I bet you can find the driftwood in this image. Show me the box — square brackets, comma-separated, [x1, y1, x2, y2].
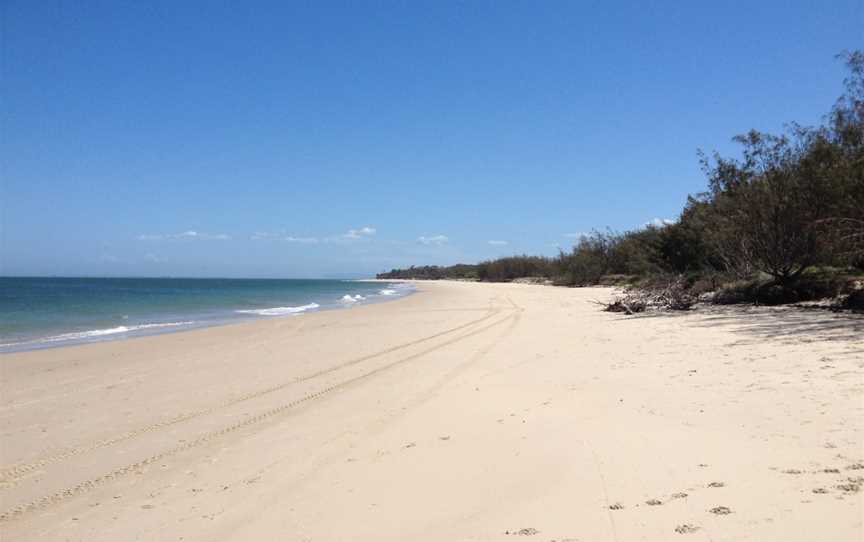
[599, 276, 696, 314]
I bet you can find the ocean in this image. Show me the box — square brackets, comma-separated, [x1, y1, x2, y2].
[0, 277, 413, 353]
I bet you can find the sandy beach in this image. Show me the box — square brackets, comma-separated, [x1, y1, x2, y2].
[1, 281, 862, 541]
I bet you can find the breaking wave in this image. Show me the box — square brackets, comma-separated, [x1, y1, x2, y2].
[0, 321, 196, 349]
[235, 303, 320, 316]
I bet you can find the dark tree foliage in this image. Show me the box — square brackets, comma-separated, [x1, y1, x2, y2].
[699, 130, 828, 283]
[819, 50, 864, 267]
[653, 200, 721, 274]
[475, 255, 556, 282]
[377, 264, 478, 280]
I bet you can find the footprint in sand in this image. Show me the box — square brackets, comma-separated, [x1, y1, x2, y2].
[812, 488, 830, 494]
[504, 528, 539, 536]
[670, 492, 688, 499]
[707, 482, 725, 488]
[645, 499, 663, 506]
[674, 524, 700, 534]
[608, 503, 624, 510]
[836, 478, 862, 493]
[709, 506, 732, 515]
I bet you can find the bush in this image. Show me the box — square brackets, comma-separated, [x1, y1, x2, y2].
[841, 289, 864, 311]
[476, 255, 556, 282]
[712, 270, 852, 305]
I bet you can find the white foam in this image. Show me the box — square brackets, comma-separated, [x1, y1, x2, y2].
[235, 303, 320, 316]
[379, 289, 398, 296]
[2, 321, 196, 348]
[339, 295, 366, 304]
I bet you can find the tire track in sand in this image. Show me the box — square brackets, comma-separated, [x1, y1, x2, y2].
[0, 306, 503, 487]
[0, 308, 519, 522]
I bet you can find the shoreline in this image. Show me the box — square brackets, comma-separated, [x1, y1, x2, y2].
[0, 280, 416, 354]
[1, 281, 861, 541]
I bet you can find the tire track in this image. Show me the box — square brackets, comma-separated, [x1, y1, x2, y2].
[0, 309, 519, 522]
[0, 307, 503, 486]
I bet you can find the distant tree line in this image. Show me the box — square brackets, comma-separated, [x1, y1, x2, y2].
[377, 264, 479, 280]
[378, 52, 864, 308]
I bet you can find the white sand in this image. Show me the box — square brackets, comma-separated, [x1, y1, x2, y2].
[1, 281, 862, 541]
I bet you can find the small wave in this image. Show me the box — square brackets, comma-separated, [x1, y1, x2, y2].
[235, 303, 320, 316]
[2, 321, 195, 348]
[339, 294, 366, 304]
[379, 289, 398, 296]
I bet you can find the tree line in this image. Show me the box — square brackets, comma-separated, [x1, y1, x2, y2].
[378, 51, 864, 308]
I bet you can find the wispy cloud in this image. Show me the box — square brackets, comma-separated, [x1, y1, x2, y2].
[417, 235, 448, 246]
[251, 232, 319, 243]
[343, 226, 376, 239]
[487, 240, 508, 246]
[252, 226, 376, 244]
[564, 232, 589, 239]
[322, 225, 378, 243]
[138, 231, 230, 241]
[645, 218, 675, 228]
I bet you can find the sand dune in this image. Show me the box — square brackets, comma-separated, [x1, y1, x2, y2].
[1, 281, 862, 541]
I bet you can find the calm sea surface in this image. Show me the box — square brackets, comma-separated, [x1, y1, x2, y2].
[0, 277, 413, 352]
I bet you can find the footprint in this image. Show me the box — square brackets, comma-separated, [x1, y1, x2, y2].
[812, 488, 829, 494]
[645, 499, 663, 506]
[608, 503, 624, 510]
[709, 506, 732, 515]
[674, 524, 700, 534]
[836, 478, 862, 493]
[670, 492, 688, 499]
[707, 482, 725, 488]
[782, 469, 803, 475]
[504, 528, 539, 536]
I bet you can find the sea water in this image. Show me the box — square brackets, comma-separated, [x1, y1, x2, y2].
[0, 277, 413, 352]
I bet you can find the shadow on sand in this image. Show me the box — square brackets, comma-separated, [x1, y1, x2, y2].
[611, 303, 864, 346]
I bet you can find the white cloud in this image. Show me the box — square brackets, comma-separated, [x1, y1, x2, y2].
[565, 232, 589, 239]
[138, 230, 230, 241]
[417, 235, 449, 246]
[645, 218, 675, 229]
[343, 226, 376, 239]
[252, 226, 375, 244]
[251, 232, 319, 243]
[322, 226, 378, 243]
[487, 240, 508, 246]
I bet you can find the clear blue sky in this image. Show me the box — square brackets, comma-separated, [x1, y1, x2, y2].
[2, 1, 861, 278]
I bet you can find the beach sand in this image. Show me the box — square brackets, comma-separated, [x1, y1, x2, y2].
[1, 281, 862, 541]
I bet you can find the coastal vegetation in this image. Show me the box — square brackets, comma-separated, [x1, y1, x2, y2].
[378, 51, 864, 310]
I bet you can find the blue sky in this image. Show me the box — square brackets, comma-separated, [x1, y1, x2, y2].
[2, 1, 862, 278]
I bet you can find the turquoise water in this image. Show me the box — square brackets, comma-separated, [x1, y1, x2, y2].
[0, 277, 413, 352]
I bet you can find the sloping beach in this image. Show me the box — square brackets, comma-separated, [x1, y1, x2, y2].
[1, 281, 862, 541]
